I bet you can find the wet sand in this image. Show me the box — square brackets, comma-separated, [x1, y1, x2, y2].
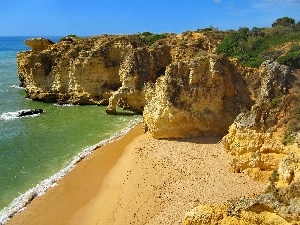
[7, 124, 267, 225]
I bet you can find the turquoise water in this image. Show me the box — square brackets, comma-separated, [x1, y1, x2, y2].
[0, 37, 140, 219]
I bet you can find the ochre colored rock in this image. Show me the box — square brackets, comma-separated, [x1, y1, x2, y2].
[143, 55, 253, 138]
[17, 32, 224, 112]
[183, 203, 294, 225]
[183, 65, 300, 225]
[25, 38, 54, 51]
[18, 35, 146, 105]
[222, 61, 300, 179]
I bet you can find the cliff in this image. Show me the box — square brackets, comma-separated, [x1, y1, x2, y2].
[17, 36, 146, 106]
[17, 31, 300, 224]
[17, 32, 224, 110]
[183, 66, 300, 225]
[143, 56, 253, 138]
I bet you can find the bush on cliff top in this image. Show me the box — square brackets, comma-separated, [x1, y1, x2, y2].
[66, 34, 79, 38]
[216, 17, 300, 68]
[138, 32, 167, 46]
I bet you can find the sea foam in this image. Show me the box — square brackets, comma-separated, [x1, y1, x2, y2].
[0, 117, 141, 224]
[0, 111, 20, 121]
[9, 85, 25, 90]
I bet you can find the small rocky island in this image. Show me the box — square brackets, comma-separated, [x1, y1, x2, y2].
[17, 109, 43, 117]
[17, 18, 300, 224]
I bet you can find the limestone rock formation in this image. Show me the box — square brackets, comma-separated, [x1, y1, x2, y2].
[182, 65, 300, 225]
[25, 38, 54, 51]
[18, 35, 146, 105]
[223, 61, 300, 179]
[143, 55, 253, 138]
[106, 42, 172, 114]
[18, 109, 43, 117]
[17, 31, 225, 113]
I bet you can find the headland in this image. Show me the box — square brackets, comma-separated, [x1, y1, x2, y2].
[8, 20, 300, 224]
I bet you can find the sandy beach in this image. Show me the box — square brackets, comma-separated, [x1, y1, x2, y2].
[7, 124, 267, 225]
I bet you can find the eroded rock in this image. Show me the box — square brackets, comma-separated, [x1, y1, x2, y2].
[222, 61, 299, 179]
[143, 55, 253, 138]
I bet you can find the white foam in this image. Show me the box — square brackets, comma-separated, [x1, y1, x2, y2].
[0, 117, 142, 224]
[9, 85, 25, 90]
[0, 111, 19, 121]
[53, 103, 78, 107]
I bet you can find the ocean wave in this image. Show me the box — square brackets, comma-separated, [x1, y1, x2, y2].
[0, 116, 142, 224]
[0, 110, 41, 121]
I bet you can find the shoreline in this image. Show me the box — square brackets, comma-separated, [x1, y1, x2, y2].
[0, 118, 141, 225]
[5, 123, 267, 225]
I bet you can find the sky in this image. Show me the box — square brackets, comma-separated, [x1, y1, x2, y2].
[0, 0, 300, 36]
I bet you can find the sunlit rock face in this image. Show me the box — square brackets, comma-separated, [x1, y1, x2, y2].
[25, 38, 54, 51]
[18, 35, 145, 105]
[143, 56, 253, 138]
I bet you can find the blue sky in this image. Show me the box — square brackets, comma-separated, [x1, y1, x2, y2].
[0, 0, 300, 36]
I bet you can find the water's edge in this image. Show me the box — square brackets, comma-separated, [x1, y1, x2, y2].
[0, 117, 142, 225]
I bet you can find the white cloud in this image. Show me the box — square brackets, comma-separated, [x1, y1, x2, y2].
[213, 0, 221, 3]
[252, 0, 300, 8]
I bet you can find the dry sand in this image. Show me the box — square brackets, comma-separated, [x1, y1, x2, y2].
[7, 124, 267, 225]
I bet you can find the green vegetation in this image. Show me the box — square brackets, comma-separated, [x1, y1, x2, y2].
[277, 44, 300, 67]
[282, 105, 300, 145]
[66, 34, 79, 38]
[282, 129, 297, 145]
[270, 96, 282, 108]
[265, 170, 278, 194]
[197, 25, 219, 32]
[216, 17, 300, 68]
[138, 32, 167, 46]
[272, 17, 296, 28]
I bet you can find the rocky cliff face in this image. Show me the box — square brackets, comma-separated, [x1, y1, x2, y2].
[17, 32, 224, 111]
[17, 32, 300, 224]
[183, 66, 300, 225]
[223, 61, 300, 178]
[18, 36, 148, 105]
[143, 56, 253, 138]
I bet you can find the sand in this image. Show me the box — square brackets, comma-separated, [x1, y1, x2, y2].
[7, 124, 267, 225]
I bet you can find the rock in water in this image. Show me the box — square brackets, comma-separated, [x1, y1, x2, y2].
[18, 109, 44, 117]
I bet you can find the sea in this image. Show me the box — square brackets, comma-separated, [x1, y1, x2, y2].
[0, 36, 141, 223]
